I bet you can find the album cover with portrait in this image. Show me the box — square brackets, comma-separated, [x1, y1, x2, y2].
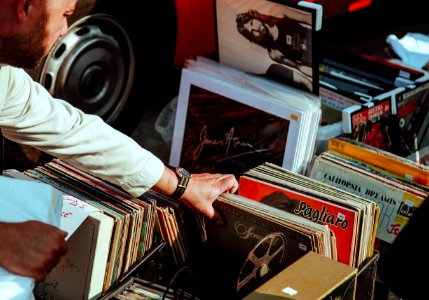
[215, 0, 322, 95]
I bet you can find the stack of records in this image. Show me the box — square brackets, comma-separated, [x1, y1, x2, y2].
[238, 162, 379, 268]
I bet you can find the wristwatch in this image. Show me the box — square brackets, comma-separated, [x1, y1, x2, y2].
[170, 167, 192, 199]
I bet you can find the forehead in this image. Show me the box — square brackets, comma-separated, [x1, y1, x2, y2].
[45, 0, 77, 13]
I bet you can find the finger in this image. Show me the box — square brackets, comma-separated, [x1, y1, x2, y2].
[227, 186, 238, 194]
[200, 200, 224, 225]
[53, 229, 68, 255]
[220, 175, 239, 194]
[59, 239, 68, 256]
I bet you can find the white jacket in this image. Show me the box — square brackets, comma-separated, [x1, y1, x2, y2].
[0, 65, 164, 197]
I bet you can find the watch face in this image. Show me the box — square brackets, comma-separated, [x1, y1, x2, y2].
[176, 167, 191, 177]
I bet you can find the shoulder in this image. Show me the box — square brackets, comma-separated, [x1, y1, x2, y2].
[0, 65, 32, 96]
[0, 65, 32, 90]
[0, 65, 39, 114]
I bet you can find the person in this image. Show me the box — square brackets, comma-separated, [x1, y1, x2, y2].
[235, 9, 313, 92]
[0, 0, 238, 284]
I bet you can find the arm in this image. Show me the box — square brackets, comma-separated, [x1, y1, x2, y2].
[0, 221, 68, 281]
[266, 63, 312, 92]
[268, 50, 313, 77]
[0, 66, 238, 222]
[269, 49, 299, 68]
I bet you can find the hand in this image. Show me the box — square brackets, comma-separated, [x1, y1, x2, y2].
[0, 221, 68, 281]
[179, 173, 238, 224]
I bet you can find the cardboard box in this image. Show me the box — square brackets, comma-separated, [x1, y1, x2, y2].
[243, 251, 357, 300]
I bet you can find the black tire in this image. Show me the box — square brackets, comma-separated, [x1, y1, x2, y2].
[34, 0, 178, 135]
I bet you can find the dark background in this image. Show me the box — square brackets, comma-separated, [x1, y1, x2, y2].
[133, 0, 429, 164]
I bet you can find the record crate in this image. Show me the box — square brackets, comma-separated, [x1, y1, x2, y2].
[100, 236, 200, 300]
[100, 250, 380, 300]
[99, 277, 199, 300]
[356, 250, 380, 300]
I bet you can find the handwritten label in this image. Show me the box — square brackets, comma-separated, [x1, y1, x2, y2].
[60, 194, 100, 240]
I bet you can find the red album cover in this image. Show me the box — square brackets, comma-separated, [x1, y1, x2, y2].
[342, 96, 404, 155]
[238, 176, 359, 266]
[396, 80, 429, 158]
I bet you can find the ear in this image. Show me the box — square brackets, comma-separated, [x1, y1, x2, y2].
[15, 0, 32, 22]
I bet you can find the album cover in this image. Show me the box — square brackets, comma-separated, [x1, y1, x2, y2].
[238, 162, 380, 267]
[238, 175, 359, 266]
[215, 0, 321, 94]
[193, 193, 331, 300]
[328, 137, 429, 188]
[34, 211, 114, 300]
[342, 96, 405, 155]
[342, 97, 392, 135]
[309, 153, 426, 244]
[169, 59, 321, 178]
[395, 80, 429, 158]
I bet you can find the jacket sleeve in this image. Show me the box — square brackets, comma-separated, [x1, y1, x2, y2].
[0, 65, 164, 196]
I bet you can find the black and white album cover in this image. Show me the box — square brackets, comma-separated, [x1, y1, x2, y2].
[215, 0, 322, 94]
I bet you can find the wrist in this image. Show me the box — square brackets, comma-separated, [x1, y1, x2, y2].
[169, 166, 192, 200]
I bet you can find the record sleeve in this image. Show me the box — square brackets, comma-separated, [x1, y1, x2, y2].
[193, 193, 331, 300]
[169, 57, 321, 178]
[321, 45, 427, 87]
[309, 153, 425, 244]
[395, 80, 429, 158]
[216, 0, 321, 94]
[328, 137, 429, 188]
[238, 175, 359, 266]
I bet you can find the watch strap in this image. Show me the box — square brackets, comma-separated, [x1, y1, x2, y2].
[170, 167, 191, 199]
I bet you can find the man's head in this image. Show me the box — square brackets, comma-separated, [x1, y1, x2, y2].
[0, 0, 76, 68]
[236, 12, 271, 47]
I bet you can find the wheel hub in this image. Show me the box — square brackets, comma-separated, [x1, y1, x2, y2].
[39, 14, 134, 124]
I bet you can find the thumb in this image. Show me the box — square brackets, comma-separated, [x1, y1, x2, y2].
[212, 210, 224, 226]
[204, 203, 224, 226]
